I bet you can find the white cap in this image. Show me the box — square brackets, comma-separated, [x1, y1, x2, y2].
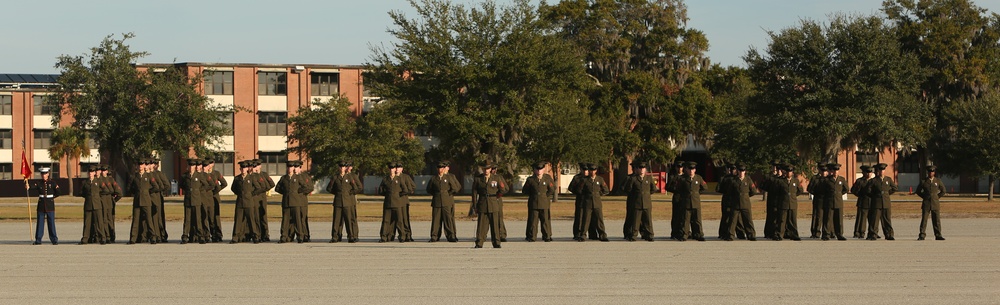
[40, 167, 51, 173]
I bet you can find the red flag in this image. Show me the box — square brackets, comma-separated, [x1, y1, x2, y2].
[19, 150, 31, 180]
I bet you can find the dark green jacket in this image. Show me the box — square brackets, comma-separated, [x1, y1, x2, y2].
[428, 173, 462, 207]
[80, 178, 103, 211]
[729, 176, 758, 210]
[131, 172, 153, 208]
[327, 173, 360, 207]
[276, 173, 310, 207]
[474, 175, 508, 213]
[820, 176, 849, 209]
[378, 175, 406, 209]
[915, 177, 946, 210]
[672, 174, 707, 209]
[868, 176, 897, 209]
[764, 176, 803, 210]
[522, 174, 555, 210]
[851, 177, 871, 209]
[624, 174, 657, 210]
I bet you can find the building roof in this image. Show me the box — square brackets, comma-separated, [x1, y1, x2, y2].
[0, 74, 61, 90]
[135, 62, 366, 69]
[0, 74, 59, 84]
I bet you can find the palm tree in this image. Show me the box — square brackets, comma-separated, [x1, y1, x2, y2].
[48, 126, 90, 195]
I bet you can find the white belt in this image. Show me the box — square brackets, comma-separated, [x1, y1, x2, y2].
[39, 195, 54, 198]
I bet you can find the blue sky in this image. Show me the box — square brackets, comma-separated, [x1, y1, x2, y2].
[3, 0, 998, 74]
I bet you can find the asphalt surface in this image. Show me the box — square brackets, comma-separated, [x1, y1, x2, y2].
[1, 218, 998, 304]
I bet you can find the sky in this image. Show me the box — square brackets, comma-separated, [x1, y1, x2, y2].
[3, 0, 999, 74]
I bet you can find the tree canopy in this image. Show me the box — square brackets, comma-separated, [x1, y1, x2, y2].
[50, 33, 232, 177]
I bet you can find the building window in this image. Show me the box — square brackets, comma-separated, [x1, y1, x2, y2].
[258, 152, 287, 175]
[78, 162, 98, 178]
[204, 70, 234, 95]
[33, 130, 53, 149]
[856, 152, 878, 172]
[216, 112, 234, 135]
[0, 129, 11, 149]
[0, 95, 11, 115]
[258, 112, 287, 136]
[258, 72, 287, 96]
[310, 73, 339, 96]
[86, 131, 99, 149]
[362, 87, 382, 113]
[34, 162, 59, 179]
[0, 163, 11, 180]
[215, 152, 235, 176]
[896, 153, 920, 173]
[33, 95, 56, 115]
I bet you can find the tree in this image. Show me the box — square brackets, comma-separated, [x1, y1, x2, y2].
[287, 96, 425, 179]
[742, 15, 928, 166]
[49, 33, 233, 182]
[519, 99, 611, 199]
[542, 0, 715, 185]
[366, 0, 592, 177]
[883, 0, 1000, 173]
[47, 126, 90, 194]
[933, 92, 1000, 200]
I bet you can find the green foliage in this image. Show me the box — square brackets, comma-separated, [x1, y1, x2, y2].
[48, 126, 90, 192]
[542, 0, 714, 165]
[934, 92, 1000, 180]
[49, 33, 233, 176]
[742, 15, 928, 165]
[883, 0, 1000, 174]
[366, 0, 591, 175]
[287, 96, 424, 178]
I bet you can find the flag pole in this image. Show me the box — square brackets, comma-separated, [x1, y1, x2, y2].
[21, 140, 33, 242]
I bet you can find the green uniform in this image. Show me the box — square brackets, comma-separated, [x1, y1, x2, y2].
[98, 175, 121, 242]
[398, 174, 416, 241]
[915, 176, 946, 239]
[255, 171, 275, 241]
[378, 175, 407, 242]
[673, 174, 707, 240]
[568, 173, 586, 239]
[80, 176, 106, 244]
[867, 175, 897, 240]
[207, 170, 227, 242]
[328, 172, 362, 242]
[623, 173, 657, 241]
[150, 169, 170, 242]
[522, 173, 555, 241]
[807, 174, 826, 238]
[820, 175, 849, 239]
[231, 173, 262, 242]
[276, 172, 311, 242]
[717, 173, 744, 239]
[763, 176, 803, 240]
[726, 176, 758, 239]
[181, 172, 212, 243]
[129, 172, 158, 243]
[428, 173, 462, 242]
[850, 176, 872, 238]
[473, 174, 508, 248]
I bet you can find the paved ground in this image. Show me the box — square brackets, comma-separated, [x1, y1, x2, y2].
[1, 218, 998, 304]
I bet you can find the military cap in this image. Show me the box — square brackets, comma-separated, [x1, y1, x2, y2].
[631, 161, 648, 168]
[484, 163, 497, 169]
[784, 165, 796, 172]
[927, 165, 937, 172]
[40, 167, 51, 173]
[827, 163, 841, 171]
[394, 162, 405, 168]
[532, 162, 547, 170]
[82, 164, 95, 172]
[200, 159, 211, 166]
[437, 161, 451, 168]
[874, 163, 888, 171]
[816, 163, 827, 171]
[685, 161, 698, 169]
[253, 160, 262, 167]
[344, 160, 354, 167]
[237, 161, 245, 168]
[673, 161, 685, 168]
[338, 160, 351, 167]
[736, 164, 747, 171]
[771, 160, 782, 166]
[204, 157, 215, 164]
[187, 158, 200, 166]
[386, 162, 396, 168]
[860, 165, 872, 173]
[586, 163, 598, 171]
[578, 162, 587, 170]
[725, 163, 736, 170]
[286, 160, 298, 167]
